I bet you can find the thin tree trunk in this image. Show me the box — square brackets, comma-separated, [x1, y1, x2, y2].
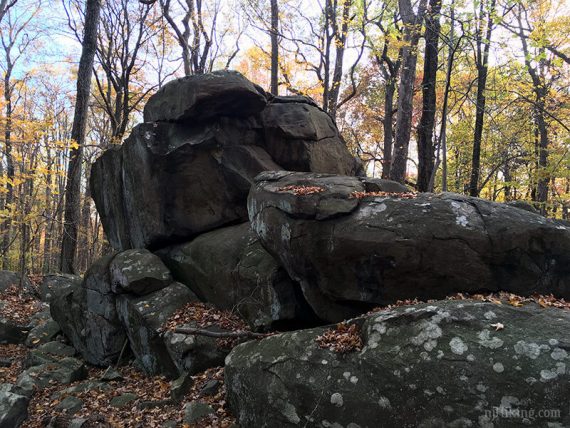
[417, 0, 442, 192]
[60, 0, 102, 273]
[1, 66, 13, 269]
[468, 0, 496, 197]
[270, 0, 279, 95]
[389, 0, 428, 183]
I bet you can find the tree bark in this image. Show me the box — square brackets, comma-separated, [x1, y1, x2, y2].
[416, 0, 442, 192]
[468, 0, 496, 197]
[60, 0, 102, 273]
[389, 0, 428, 184]
[270, 0, 279, 95]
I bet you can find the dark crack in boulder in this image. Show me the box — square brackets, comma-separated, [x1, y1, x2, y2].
[248, 172, 570, 322]
[225, 300, 570, 427]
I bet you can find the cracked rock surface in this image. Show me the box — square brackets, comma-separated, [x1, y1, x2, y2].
[248, 172, 570, 322]
[225, 299, 570, 427]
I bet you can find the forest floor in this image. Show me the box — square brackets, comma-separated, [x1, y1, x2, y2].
[2, 277, 569, 427]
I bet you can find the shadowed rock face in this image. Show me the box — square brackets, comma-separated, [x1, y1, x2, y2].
[248, 171, 570, 322]
[158, 222, 317, 331]
[91, 72, 362, 251]
[225, 300, 570, 428]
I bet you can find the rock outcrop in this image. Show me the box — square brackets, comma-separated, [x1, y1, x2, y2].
[225, 299, 570, 427]
[159, 222, 315, 330]
[248, 171, 570, 321]
[91, 72, 362, 251]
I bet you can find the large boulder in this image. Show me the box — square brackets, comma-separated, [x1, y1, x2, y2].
[143, 70, 267, 123]
[260, 96, 363, 176]
[109, 249, 172, 295]
[116, 282, 198, 378]
[39, 273, 82, 303]
[0, 384, 29, 428]
[159, 222, 314, 330]
[91, 73, 363, 252]
[50, 254, 127, 366]
[225, 300, 570, 427]
[248, 172, 570, 322]
[91, 121, 281, 250]
[0, 271, 32, 292]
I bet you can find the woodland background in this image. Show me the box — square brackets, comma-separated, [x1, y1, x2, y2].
[0, 0, 568, 276]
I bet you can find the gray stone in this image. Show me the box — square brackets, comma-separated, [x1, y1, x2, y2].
[0, 318, 28, 345]
[50, 254, 127, 366]
[25, 319, 61, 347]
[101, 367, 123, 382]
[170, 372, 193, 402]
[110, 249, 172, 295]
[116, 282, 198, 378]
[91, 121, 281, 251]
[143, 70, 267, 123]
[159, 222, 314, 330]
[0, 271, 32, 293]
[110, 393, 138, 408]
[53, 381, 111, 399]
[261, 96, 363, 176]
[225, 300, 570, 427]
[56, 396, 83, 414]
[16, 357, 87, 391]
[248, 172, 570, 322]
[200, 379, 220, 397]
[39, 274, 81, 303]
[0, 383, 29, 428]
[183, 401, 214, 424]
[164, 324, 229, 376]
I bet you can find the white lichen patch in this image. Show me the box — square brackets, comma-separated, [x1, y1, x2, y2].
[411, 319, 443, 348]
[483, 311, 497, 320]
[478, 330, 504, 349]
[551, 348, 568, 361]
[350, 376, 358, 384]
[493, 362, 504, 373]
[449, 337, 468, 355]
[514, 341, 547, 359]
[378, 396, 392, 410]
[330, 392, 344, 407]
[467, 354, 476, 362]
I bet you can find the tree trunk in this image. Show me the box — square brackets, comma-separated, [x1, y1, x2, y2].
[270, 0, 279, 95]
[468, 0, 496, 197]
[1, 67, 13, 269]
[60, 0, 102, 274]
[416, 0, 442, 192]
[382, 78, 396, 179]
[389, 0, 428, 183]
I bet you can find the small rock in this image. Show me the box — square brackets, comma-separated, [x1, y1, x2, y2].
[101, 367, 123, 382]
[170, 372, 193, 402]
[25, 320, 61, 347]
[56, 396, 83, 415]
[0, 318, 28, 345]
[199, 379, 220, 396]
[183, 401, 214, 424]
[110, 393, 138, 408]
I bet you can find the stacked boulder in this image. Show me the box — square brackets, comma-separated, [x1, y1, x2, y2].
[47, 71, 570, 426]
[52, 71, 363, 379]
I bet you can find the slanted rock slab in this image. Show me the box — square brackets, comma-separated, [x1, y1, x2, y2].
[248, 171, 570, 322]
[225, 300, 570, 427]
